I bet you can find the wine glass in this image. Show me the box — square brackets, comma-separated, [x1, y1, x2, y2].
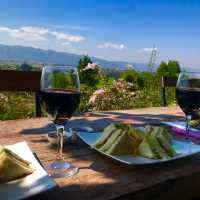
[40, 65, 80, 177]
[176, 72, 200, 150]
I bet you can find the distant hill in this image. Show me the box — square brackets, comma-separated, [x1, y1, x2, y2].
[0, 44, 149, 71]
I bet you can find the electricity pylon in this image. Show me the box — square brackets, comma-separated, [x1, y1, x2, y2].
[148, 44, 157, 72]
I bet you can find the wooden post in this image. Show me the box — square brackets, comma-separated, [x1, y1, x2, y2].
[160, 77, 167, 107]
[35, 92, 42, 117]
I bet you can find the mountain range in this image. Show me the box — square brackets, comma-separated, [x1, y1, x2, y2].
[0, 44, 149, 71]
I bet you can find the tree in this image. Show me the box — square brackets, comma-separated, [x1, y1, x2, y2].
[156, 61, 168, 77]
[121, 69, 138, 84]
[167, 60, 181, 76]
[157, 60, 181, 77]
[77, 56, 100, 87]
[20, 62, 32, 71]
[103, 68, 122, 79]
[121, 69, 146, 87]
[15, 64, 21, 70]
[77, 56, 92, 72]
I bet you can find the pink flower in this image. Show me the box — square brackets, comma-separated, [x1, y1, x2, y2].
[113, 79, 125, 89]
[115, 81, 123, 88]
[0, 93, 8, 103]
[89, 95, 97, 104]
[89, 89, 105, 104]
[83, 63, 98, 71]
[93, 89, 105, 95]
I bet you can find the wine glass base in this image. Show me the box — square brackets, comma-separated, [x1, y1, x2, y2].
[47, 161, 79, 178]
[184, 139, 193, 153]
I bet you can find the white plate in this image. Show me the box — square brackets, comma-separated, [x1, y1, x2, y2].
[0, 141, 56, 200]
[77, 131, 200, 165]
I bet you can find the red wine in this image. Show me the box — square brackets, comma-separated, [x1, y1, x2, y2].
[176, 87, 200, 118]
[39, 89, 80, 125]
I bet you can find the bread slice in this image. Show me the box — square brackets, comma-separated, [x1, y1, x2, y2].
[150, 127, 175, 157]
[146, 134, 169, 159]
[161, 129, 173, 143]
[156, 132, 176, 157]
[99, 129, 122, 152]
[92, 123, 117, 149]
[106, 130, 136, 155]
[94, 123, 145, 155]
[0, 147, 34, 183]
[127, 126, 144, 155]
[137, 136, 155, 159]
[128, 125, 144, 140]
[151, 127, 173, 143]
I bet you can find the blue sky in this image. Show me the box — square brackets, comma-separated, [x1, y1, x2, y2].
[0, 0, 200, 68]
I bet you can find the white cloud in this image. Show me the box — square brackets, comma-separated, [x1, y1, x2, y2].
[0, 26, 47, 41]
[0, 27, 12, 32]
[10, 30, 47, 41]
[61, 42, 71, 46]
[0, 26, 85, 43]
[51, 31, 85, 42]
[20, 26, 49, 35]
[97, 43, 125, 50]
[139, 47, 158, 53]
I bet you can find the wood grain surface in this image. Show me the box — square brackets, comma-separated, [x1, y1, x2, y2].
[1, 106, 200, 200]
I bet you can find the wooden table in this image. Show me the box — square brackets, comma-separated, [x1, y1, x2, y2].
[1, 106, 200, 200]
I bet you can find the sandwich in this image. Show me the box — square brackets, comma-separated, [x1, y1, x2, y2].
[92, 123, 118, 149]
[127, 125, 144, 155]
[138, 134, 169, 159]
[155, 132, 176, 157]
[93, 123, 143, 155]
[150, 126, 173, 143]
[150, 127, 176, 157]
[106, 130, 138, 155]
[138, 126, 176, 159]
[99, 129, 122, 152]
[93, 123, 176, 159]
[0, 146, 34, 183]
[146, 134, 169, 159]
[137, 135, 154, 159]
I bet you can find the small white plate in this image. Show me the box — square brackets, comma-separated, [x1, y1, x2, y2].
[77, 131, 200, 165]
[0, 142, 56, 200]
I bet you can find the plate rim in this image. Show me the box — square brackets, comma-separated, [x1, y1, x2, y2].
[77, 131, 200, 165]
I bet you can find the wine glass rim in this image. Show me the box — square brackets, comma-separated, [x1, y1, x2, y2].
[43, 65, 77, 70]
[41, 65, 80, 91]
[180, 71, 200, 74]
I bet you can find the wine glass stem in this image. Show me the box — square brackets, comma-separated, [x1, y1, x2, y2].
[186, 115, 191, 140]
[56, 125, 64, 160]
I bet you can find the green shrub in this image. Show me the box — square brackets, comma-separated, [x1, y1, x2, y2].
[157, 60, 181, 77]
[77, 56, 100, 87]
[88, 79, 140, 110]
[0, 92, 35, 120]
[78, 84, 94, 112]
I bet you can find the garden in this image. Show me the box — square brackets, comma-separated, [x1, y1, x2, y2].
[0, 57, 181, 120]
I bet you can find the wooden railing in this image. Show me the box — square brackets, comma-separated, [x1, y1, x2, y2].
[0, 70, 179, 115]
[160, 76, 178, 106]
[0, 70, 42, 117]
